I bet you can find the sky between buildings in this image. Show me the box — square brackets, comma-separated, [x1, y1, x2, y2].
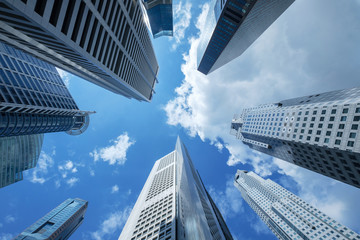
[1, 0, 360, 239]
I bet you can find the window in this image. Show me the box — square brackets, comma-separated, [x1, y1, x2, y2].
[356, 108, 360, 113]
[316, 130, 321, 135]
[347, 141, 354, 147]
[305, 111, 309, 115]
[308, 130, 313, 134]
[301, 129, 305, 133]
[304, 117, 308, 121]
[310, 123, 314, 128]
[335, 139, 341, 145]
[337, 132, 343, 137]
[320, 117, 325, 121]
[307, 136, 311, 141]
[349, 132, 356, 138]
[351, 124, 358, 130]
[324, 138, 329, 143]
[315, 137, 319, 142]
[318, 123, 323, 128]
[329, 116, 335, 121]
[321, 110, 326, 114]
[313, 111, 317, 115]
[326, 131, 331, 136]
[328, 124, 333, 129]
[331, 109, 336, 114]
[339, 124, 345, 129]
[340, 116, 347, 121]
[354, 116, 360, 121]
[342, 108, 349, 113]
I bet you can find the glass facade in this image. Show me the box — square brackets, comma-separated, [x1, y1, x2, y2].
[15, 198, 88, 240]
[144, 0, 173, 38]
[0, 42, 90, 137]
[0, 134, 43, 188]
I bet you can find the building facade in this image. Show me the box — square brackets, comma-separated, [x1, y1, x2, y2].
[234, 170, 360, 240]
[15, 198, 88, 240]
[0, 0, 159, 101]
[143, 0, 173, 38]
[0, 42, 91, 137]
[230, 87, 360, 188]
[118, 137, 233, 240]
[198, 0, 295, 75]
[0, 134, 43, 188]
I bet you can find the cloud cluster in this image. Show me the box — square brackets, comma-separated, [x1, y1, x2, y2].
[29, 151, 54, 184]
[171, 1, 192, 50]
[90, 207, 132, 240]
[90, 132, 135, 165]
[164, 0, 360, 232]
[207, 178, 244, 220]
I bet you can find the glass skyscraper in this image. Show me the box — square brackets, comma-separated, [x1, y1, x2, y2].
[234, 170, 360, 240]
[0, 134, 43, 188]
[15, 198, 88, 240]
[0, 0, 159, 101]
[230, 87, 360, 188]
[198, 0, 295, 75]
[143, 0, 173, 38]
[0, 42, 91, 137]
[118, 137, 233, 240]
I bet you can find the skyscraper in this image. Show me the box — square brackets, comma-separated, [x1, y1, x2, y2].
[0, 0, 159, 101]
[197, 0, 295, 75]
[118, 137, 233, 240]
[15, 198, 88, 240]
[0, 42, 92, 137]
[230, 87, 360, 188]
[0, 134, 43, 188]
[143, 0, 173, 38]
[234, 170, 360, 240]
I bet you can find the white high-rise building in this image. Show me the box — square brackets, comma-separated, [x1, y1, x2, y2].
[118, 137, 233, 240]
[230, 87, 360, 188]
[0, 0, 159, 101]
[234, 170, 360, 240]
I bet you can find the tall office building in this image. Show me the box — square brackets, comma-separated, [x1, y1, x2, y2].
[0, 42, 91, 137]
[230, 87, 360, 188]
[0, 134, 43, 188]
[143, 0, 173, 38]
[0, 0, 159, 101]
[15, 198, 88, 240]
[118, 137, 233, 240]
[234, 170, 360, 240]
[197, 0, 295, 75]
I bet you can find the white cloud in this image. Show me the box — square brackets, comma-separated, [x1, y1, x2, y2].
[208, 178, 244, 220]
[171, 1, 192, 50]
[0, 233, 14, 240]
[66, 177, 79, 187]
[111, 185, 119, 194]
[56, 67, 71, 88]
[164, 0, 360, 232]
[90, 207, 132, 240]
[4, 215, 15, 223]
[58, 160, 79, 179]
[28, 151, 54, 184]
[90, 132, 135, 165]
[89, 168, 95, 177]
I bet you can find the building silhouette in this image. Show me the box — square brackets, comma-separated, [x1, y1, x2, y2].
[198, 0, 295, 75]
[0, 0, 159, 101]
[143, 0, 173, 38]
[234, 170, 360, 240]
[118, 137, 233, 240]
[15, 198, 88, 240]
[230, 87, 360, 188]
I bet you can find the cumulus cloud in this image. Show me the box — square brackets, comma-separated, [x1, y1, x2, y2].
[208, 178, 244, 220]
[164, 0, 360, 232]
[171, 1, 192, 50]
[29, 151, 54, 184]
[66, 177, 79, 188]
[4, 215, 15, 224]
[90, 207, 132, 240]
[56, 67, 71, 88]
[58, 160, 79, 178]
[90, 133, 135, 165]
[111, 185, 119, 194]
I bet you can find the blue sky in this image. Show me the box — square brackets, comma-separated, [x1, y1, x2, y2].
[1, 0, 360, 239]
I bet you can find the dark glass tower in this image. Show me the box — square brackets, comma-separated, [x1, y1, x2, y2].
[0, 0, 159, 101]
[143, 0, 173, 38]
[198, 0, 295, 75]
[15, 198, 88, 240]
[0, 42, 91, 137]
[0, 134, 43, 188]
